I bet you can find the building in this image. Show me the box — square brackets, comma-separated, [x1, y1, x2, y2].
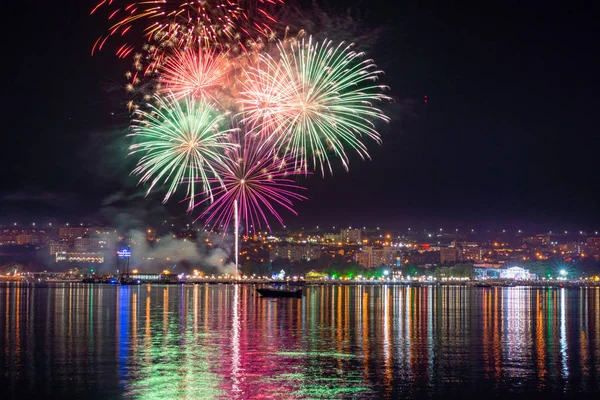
[440, 247, 463, 264]
[74, 236, 115, 252]
[500, 266, 534, 280]
[0, 230, 18, 244]
[587, 237, 600, 254]
[55, 252, 104, 263]
[559, 242, 584, 255]
[356, 246, 399, 268]
[340, 228, 362, 244]
[323, 233, 341, 242]
[404, 250, 441, 266]
[49, 240, 69, 255]
[382, 246, 401, 266]
[523, 235, 550, 246]
[462, 246, 483, 262]
[355, 251, 372, 268]
[269, 243, 321, 262]
[59, 227, 91, 240]
[1, 229, 48, 245]
[59, 227, 116, 242]
[16, 233, 36, 245]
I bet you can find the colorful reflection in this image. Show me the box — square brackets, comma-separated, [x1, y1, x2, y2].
[1, 283, 600, 398]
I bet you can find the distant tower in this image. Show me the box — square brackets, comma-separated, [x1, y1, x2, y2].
[117, 248, 131, 277]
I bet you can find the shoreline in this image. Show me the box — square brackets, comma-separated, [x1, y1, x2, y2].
[1, 279, 598, 289]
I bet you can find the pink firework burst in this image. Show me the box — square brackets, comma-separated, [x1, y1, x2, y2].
[159, 47, 231, 104]
[192, 130, 307, 234]
[237, 55, 299, 134]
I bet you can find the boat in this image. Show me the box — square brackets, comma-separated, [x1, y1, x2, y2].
[475, 281, 492, 287]
[256, 286, 302, 298]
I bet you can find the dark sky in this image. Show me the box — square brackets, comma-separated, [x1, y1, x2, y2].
[1, 0, 598, 231]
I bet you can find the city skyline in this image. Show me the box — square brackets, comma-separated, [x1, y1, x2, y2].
[1, 219, 599, 236]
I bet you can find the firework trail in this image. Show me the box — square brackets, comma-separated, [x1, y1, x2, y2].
[91, 0, 284, 58]
[128, 93, 238, 210]
[238, 36, 390, 175]
[193, 129, 306, 234]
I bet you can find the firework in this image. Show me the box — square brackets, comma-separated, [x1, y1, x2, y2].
[91, 0, 284, 57]
[159, 47, 231, 104]
[129, 94, 238, 209]
[239, 36, 390, 174]
[193, 130, 306, 233]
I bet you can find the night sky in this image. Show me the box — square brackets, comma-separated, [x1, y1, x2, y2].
[1, 0, 598, 231]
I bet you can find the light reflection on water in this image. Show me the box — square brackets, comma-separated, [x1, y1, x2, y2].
[1, 284, 600, 399]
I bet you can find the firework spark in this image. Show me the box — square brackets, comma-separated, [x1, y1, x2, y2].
[129, 93, 238, 209]
[193, 130, 306, 233]
[91, 0, 284, 57]
[239, 36, 390, 174]
[159, 47, 231, 104]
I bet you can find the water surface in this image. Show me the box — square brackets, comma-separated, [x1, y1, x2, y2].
[1, 283, 600, 399]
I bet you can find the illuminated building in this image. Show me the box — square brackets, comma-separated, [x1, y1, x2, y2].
[0, 230, 17, 244]
[74, 236, 114, 252]
[16, 232, 44, 245]
[55, 251, 104, 263]
[383, 246, 401, 266]
[59, 227, 90, 240]
[356, 246, 398, 268]
[0, 229, 48, 245]
[269, 243, 322, 262]
[522, 235, 550, 246]
[59, 226, 116, 242]
[499, 266, 533, 280]
[586, 237, 600, 254]
[49, 240, 69, 255]
[340, 228, 362, 244]
[323, 232, 341, 242]
[462, 246, 483, 262]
